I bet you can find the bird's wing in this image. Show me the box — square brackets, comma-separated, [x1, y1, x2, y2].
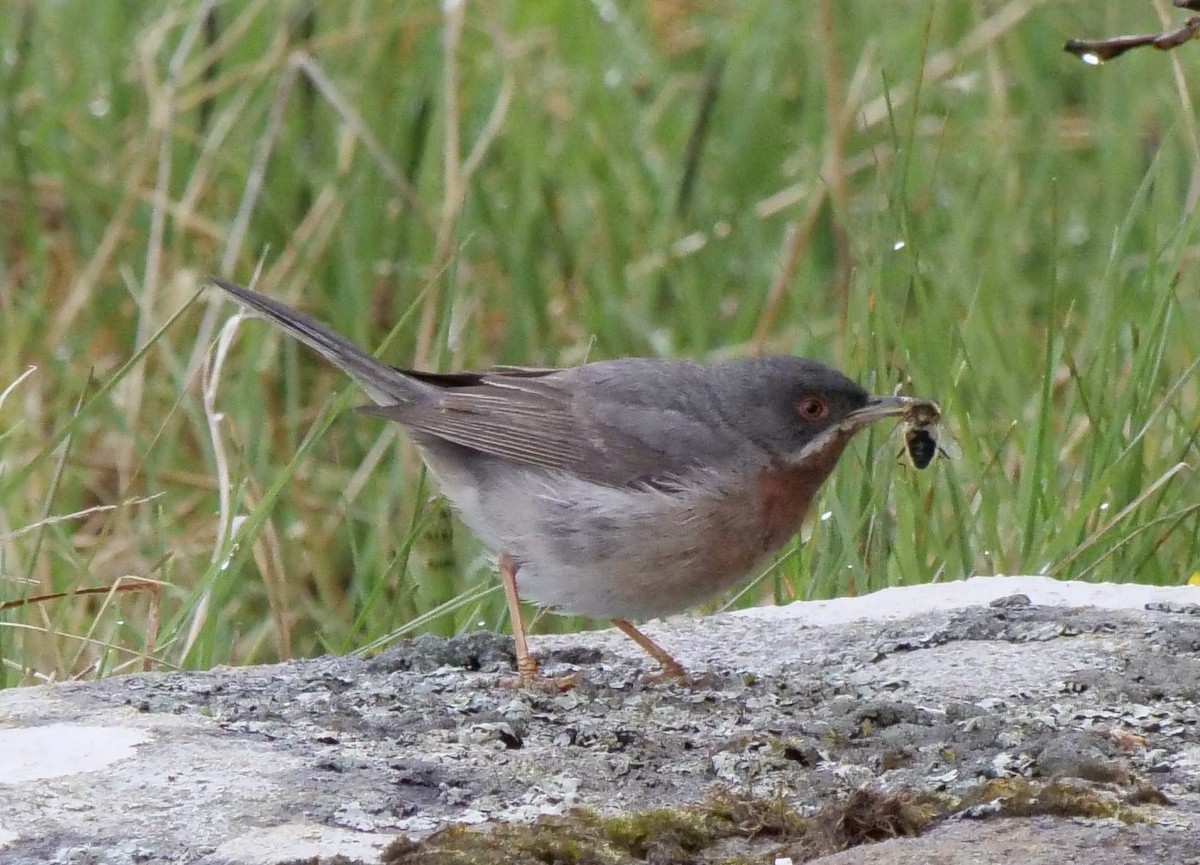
[359, 367, 751, 488]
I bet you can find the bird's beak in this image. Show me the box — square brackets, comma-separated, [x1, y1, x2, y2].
[787, 394, 941, 468]
[847, 395, 940, 429]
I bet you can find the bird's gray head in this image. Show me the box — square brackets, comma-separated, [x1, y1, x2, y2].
[714, 357, 916, 465]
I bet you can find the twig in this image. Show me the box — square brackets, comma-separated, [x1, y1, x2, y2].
[1064, 16, 1200, 63]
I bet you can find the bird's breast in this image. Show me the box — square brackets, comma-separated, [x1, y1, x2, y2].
[752, 454, 842, 552]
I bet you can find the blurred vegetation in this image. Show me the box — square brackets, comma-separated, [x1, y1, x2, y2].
[1, 1, 1197, 686]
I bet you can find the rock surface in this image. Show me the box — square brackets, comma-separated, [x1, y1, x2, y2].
[0, 575, 1198, 864]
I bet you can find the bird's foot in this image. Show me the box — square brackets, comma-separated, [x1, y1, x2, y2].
[639, 665, 717, 688]
[501, 670, 583, 692]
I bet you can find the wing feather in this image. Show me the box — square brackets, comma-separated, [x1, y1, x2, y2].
[359, 364, 757, 487]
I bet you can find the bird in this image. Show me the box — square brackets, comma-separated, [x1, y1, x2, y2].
[209, 277, 939, 689]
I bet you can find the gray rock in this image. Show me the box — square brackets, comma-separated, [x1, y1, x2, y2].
[0, 575, 1197, 864]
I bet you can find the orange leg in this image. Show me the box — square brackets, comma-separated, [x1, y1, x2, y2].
[611, 618, 689, 681]
[499, 554, 579, 691]
[499, 554, 538, 680]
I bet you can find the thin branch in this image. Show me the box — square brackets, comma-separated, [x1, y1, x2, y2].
[1064, 16, 1200, 63]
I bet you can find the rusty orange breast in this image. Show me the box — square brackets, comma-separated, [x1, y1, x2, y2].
[755, 447, 845, 552]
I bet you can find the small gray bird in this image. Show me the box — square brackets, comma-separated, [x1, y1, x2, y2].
[211, 277, 939, 688]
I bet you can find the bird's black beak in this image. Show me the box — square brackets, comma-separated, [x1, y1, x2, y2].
[847, 395, 940, 429]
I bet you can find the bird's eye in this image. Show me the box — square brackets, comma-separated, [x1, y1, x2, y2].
[796, 396, 830, 421]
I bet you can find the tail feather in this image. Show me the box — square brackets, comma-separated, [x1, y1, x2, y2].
[208, 277, 427, 406]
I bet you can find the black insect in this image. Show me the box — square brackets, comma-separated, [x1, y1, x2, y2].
[904, 425, 941, 469]
[899, 401, 947, 470]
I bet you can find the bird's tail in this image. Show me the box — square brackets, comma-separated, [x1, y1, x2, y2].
[208, 277, 427, 406]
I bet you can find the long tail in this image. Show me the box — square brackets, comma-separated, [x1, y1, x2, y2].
[208, 277, 428, 406]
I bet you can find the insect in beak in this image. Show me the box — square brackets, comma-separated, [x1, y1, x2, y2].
[898, 400, 947, 470]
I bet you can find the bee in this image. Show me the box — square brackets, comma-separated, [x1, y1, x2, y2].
[905, 426, 940, 469]
[901, 400, 947, 470]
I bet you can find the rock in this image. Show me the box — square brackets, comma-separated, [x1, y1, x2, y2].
[0, 575, 1197, 864]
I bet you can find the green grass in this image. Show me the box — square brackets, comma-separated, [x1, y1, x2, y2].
[1, 1, 1198, 686]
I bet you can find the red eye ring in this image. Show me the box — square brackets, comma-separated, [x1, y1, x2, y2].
[796, 396, 830, 421]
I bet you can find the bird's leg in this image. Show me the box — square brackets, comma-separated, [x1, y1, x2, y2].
[499, 554, 579, 691]
[611, 618, 690, 682]
[499, 554, 537, 678]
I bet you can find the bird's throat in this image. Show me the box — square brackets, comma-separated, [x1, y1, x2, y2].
[755, 448, 844, 553]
